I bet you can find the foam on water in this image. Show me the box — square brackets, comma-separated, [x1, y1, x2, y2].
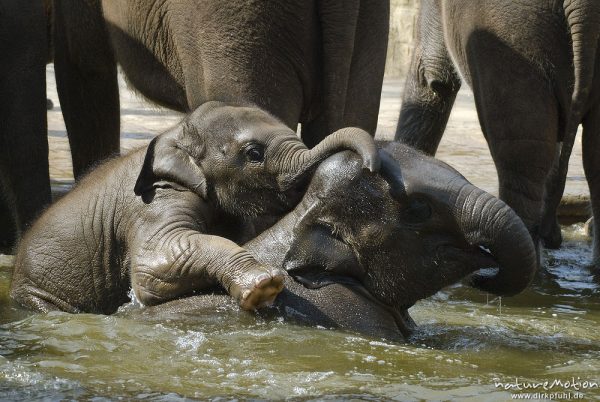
[0, 224, 599, 400]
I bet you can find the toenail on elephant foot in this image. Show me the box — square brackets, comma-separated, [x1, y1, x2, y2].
[236, 270, 285, 311]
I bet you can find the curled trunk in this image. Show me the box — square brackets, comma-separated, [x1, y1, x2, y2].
[453, 184, 537, 296]
[278, 127, 379, 190]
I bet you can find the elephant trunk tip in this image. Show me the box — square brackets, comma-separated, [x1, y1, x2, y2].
[467, 228, 537, 297]
[320, 127, 380, 173]
[467, 264, 535, 297]
[365, 152, 381, 173]
[457, 186, 538, 297]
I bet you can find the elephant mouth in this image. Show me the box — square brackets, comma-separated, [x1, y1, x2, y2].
[290, 270, 416, 338]
[437, 243, 505, 288]
[231, 180, 310, 217]
[280, 174, 312, 207]
[438, 243, 499, 270]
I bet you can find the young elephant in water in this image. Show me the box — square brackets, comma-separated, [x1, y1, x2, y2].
[281, 142, 537, 307]
[134, 143, 537, 340]
[10, 102, 379, 314]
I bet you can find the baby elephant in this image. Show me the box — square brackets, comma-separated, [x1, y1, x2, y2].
[10, 102, 379, 314]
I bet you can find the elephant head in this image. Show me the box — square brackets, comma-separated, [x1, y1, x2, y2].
[134, 101, 379, 217]
[274, 142, 536, 320]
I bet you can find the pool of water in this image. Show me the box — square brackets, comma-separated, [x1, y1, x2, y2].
[1, 224, 599, 401]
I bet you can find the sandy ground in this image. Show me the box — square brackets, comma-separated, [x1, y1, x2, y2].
[46, 65, 588, 198]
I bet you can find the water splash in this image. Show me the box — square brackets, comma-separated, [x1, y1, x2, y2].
[0, 224, 598, 399]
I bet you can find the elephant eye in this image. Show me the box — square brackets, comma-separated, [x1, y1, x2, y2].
[401, 198, 432, 224]
[244, 144, 265, 163]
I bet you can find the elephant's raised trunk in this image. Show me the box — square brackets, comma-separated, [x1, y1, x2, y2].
[453, 184, 537, 296]
[278, 127, 379, 190]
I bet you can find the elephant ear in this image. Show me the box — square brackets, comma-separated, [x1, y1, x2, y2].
[134, 127, 208, 199]
[378, 149, 407, 203]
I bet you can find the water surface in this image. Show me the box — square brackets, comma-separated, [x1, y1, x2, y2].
[1, 224, 599, 400]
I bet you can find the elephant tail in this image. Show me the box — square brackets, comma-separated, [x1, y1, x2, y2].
[564, 0, 600, 120]
[543, 1, 600, 224]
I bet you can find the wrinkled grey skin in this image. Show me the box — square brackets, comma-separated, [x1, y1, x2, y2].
[10, 103, 379, 314]
[395, 0, 600, 268]
[3, 0, 389, 253]
[0, 1, 50, 251]
[281, 143, 537, 305]
[53, 0, 388, 174]
[136, 143, 536, 340]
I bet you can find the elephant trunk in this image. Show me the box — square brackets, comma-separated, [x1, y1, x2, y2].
[452, 183, 537, 296]
[563, 0, 600, 113]
[543, 1, 600, 241]
[278, 127, 379, 190]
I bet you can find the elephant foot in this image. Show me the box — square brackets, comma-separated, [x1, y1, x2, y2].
[540, 219, 563, 249]
[230, 268, 285, 311]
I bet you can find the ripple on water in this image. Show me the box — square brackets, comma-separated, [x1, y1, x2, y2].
[0, 224, 599, 399]
[174, 330, 207, 352]
[542, 223, 599, 297]
[0, 355, 85, 400]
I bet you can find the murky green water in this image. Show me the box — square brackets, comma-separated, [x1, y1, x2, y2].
[1, 224, 599, 401]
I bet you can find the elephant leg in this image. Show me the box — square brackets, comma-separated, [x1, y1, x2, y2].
[301, 0, 388, 147]
[0, 0, 50, 239]
[131, 232, 284, 310]
[0, 192, 16, 253]
[395, 0, 461, 155]
[338, 0, 389, 138]
[582, 103, 600, 271]
[540, 146, 564, 249]
[53, 1, 120, 179]
[10, 279, 79, 313]
[472, 67, 557, 259]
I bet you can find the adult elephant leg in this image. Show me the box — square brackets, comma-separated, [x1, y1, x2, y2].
[540, 146, 564, 249]
[541, 1, 600, 251]
[0, 191, 16, 253]
[0, 0, 50, 240]
[53, 0, 120, 178]
[301, 0, 388, 147]
[338, 0, 389, 138]
[395, 0, 461, 154]
[582, 103, 600, 271]
[471, 54, 558, 260]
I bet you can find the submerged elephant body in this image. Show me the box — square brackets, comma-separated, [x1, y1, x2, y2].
[10, 103, 378, 314]
[131, 276, 411, 342]
[267, 143, 536, 309]
[11, 132, 535, 339]
[396, 0, 600, 267]
[125, 143, 537, 339]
